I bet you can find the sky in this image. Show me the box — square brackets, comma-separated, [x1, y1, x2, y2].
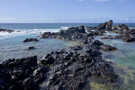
[0, 0, 135, 23]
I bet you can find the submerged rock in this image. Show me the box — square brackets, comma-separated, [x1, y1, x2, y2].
[28, 46, 36, 50]
[23, 38, 39, 43]
[100, 44, 117, 51]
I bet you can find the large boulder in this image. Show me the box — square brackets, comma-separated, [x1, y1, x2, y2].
[96, 20, 113, 30]
[96, 23, 107, 30]
[119, 24, 129, 33]
[106, 20, 113, 30]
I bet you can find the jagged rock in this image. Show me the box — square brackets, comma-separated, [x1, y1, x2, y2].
[41, 26, 91, 42]
[28, 46, 36, 50]
[97, 20, 113, 30]
[0, 28, 14, 33]
[97, 23, 106, 30]
[0, 41, 119, 90]
[0, 56, 39, 90]
[122, 34, 135, 42]
[40, 43, 118, 90]
[23, 38, 39, 42]
[106, 20, 113, 30]
[100, 44, 117, 51]
[101, 36, 114, 39]
[119, 24, 129, 33]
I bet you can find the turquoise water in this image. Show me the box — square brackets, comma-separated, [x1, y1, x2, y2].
[102, 39, 135, 68]
[96, 34, 135, 69]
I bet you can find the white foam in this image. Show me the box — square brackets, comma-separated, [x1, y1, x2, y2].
[60, 26, 69, 30]
[129, 27, 135, 29]
[0, 31, 26, 39]
[104, 31, 119, 36]
[0, 28, 60, 39]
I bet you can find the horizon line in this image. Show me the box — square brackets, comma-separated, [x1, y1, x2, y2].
[0, 22, 135, 24]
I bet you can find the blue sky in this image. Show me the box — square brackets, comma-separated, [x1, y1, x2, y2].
[0, 0, 135, 23]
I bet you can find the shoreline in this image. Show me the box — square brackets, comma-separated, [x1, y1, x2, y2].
[0, 20, 135, 90]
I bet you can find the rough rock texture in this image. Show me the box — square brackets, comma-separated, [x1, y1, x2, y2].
[28, 46, 36, 50]
[23, 38, 39, 43]
[41, 29, 94, 42]
[96, 20, 113, 30]
[0, 56, 41, 90]
[122, 34, 135, 42]
[100, 44, 117, 51]
[0, 40, 119, 90]
[119, 24, 129, 33]
[0, 28, 14, 33]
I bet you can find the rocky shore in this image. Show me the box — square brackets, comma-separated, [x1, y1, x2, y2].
[1, 20, 133, 90]
[0, 40, 119, 90]
[40, 20, 135, 43]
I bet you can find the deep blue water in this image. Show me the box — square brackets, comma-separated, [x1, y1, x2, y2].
[0, 23, 135, 30]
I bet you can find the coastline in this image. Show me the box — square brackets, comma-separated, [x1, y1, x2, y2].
[0, 20, 135, 90]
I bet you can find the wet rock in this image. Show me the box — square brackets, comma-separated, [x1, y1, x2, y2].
[101, 36, 114, 39]
[128, 29, 135, 35]
[33, 66, 49, 84]
[97, 20, 113, 30]
[23, 38, 39, 43]
[106, 20, 113, 30]
[112, 26, 121, 30]
[0, 28, 14, 33]
[41, 25, 91, 42]
[68, 26, 86, 33]
[0, 56, 39, 90]
[100, 44, 117, 51]
[28, 46, 36, 50]
[97, 23, 106, 30]
[122, 34, 135, 42]
[22, 77, 38, 90]
[101, 35, 123, 40]
[119, 24, 129, 33]
[0, 42, 119, 90]
[40, 32, 53, 38]
[92, 40, 104, 46]
[114, 35, 123, 39]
